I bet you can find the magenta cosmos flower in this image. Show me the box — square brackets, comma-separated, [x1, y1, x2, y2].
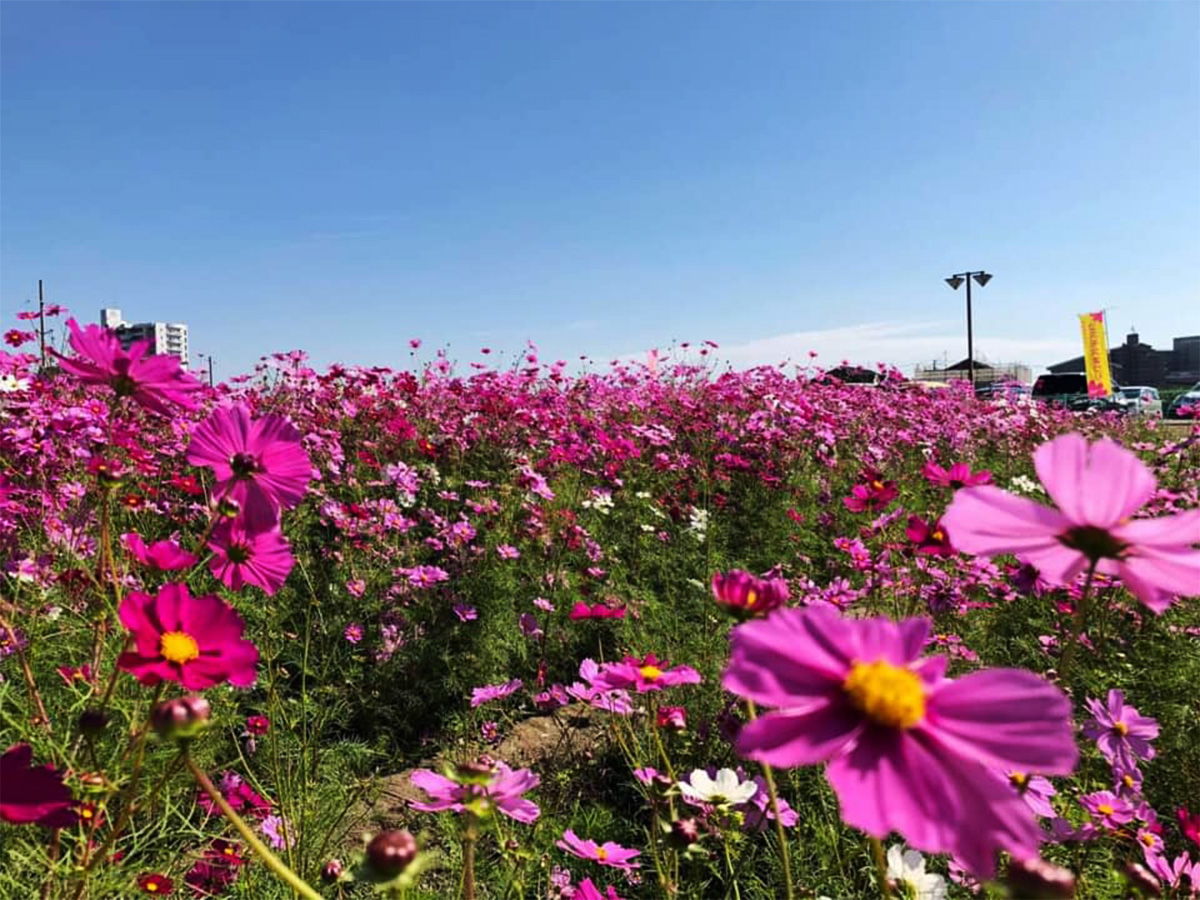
[843, 469, 899, 513]
[208, 519, 294, 596]
[1082, 689, 1158, 769]
[557, 829, 641, 870]
[711, 569, 789, 618]
[723, 604, 1077, 876]
[0, 744, 78, 827]
[593, 653, 702, 693]
[54, 319, 201, 415]
[122, 533, 198, 571]
[117, 584, 258, 689]
[922, 461, 992, 489]
[409, 760, 540, 823]
[186, 404, 312, 534]
[905, 516, 955, 557]
[941, 434, 1200, 613]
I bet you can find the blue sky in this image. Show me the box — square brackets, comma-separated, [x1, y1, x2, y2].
[2, 2, 1197, 379]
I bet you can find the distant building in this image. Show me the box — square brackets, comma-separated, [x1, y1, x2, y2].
[99, 308, 189, 369]
[913, 358, 1032, 386]
[1047, 331, 1198, 388]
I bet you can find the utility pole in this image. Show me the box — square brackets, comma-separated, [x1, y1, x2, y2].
[208, 355, 214, 388]
[37, 279, 47, 368]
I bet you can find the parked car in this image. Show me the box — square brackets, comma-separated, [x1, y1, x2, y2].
[1032, 373, 1091, 407]
[975, 381, 1031, 401]
[1167, 381, 1200, 418]
[1114, 386, 1163, 417]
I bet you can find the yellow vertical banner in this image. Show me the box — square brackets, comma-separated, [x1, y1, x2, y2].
[1078, 312, 1113, 398]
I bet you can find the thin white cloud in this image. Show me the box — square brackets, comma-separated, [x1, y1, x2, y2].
[678, 321, 1080, 375]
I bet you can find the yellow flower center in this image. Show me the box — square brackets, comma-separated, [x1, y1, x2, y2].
[932, 529, 945, 542]
[145, 883, 159, 893]
[1009, 771, 1028, 788]
[596, 847, 608, 861]
[843, 660, 926, 729]
[1140, 832, 1155, 846]
[640, 665, 663, 682]
[160, 630, 200, 664]
[871, 480, 885, 491]
[1123, 774, 1135, 788]
[1114, 721, 1129, 736]
[745, 589, 758, 608]
[1097, 803, 1114, 816]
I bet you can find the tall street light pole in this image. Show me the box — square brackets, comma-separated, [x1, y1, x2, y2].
[944, 271, 993, 388]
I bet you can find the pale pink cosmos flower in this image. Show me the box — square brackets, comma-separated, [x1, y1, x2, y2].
[186, 404, 312, 534]
[470, 678, 523, 709]
[54, 319, 202, 415]
[556, 829, 641, 870]
[941, 434, 1200, 612]
[723, 604, 1077, 876]
[567, 660, 634, 714]
[409, 761, 540, 823]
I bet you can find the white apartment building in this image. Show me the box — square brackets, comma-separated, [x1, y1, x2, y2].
[99, 309, 189, 369]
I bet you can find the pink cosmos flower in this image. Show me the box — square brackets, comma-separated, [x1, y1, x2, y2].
[711, 569, 789, 618]
[1007, 771, 1057, 818]
[556, 830, 641, 870]
[1080, 791, 1135, 830]
[1178, 808, 1200, 849]
[122, 533, 198, 571]
[186, 404, 312, 534]
[592, 653, 702, 693]
[575, 879, 625, 900]
[905, 516, 955, 557]
[723, 604, 1077, 876]
[117, 584, 259, 690]
[343, 623, 363, 644]
[922, 461, 992, 489]
[409, 760, 540, 823]
[470, 678, 523, 708]
[0, 744, 78, 827]
[941, 434, 1200, 613]
[208, 520, 294, 596]
[567, 660, 634, 714]
[54, 319, 201, 415]
[1146, 852, 1200, 892]
[1082, 689, 1158, 769]
[496, 544, 520, 560]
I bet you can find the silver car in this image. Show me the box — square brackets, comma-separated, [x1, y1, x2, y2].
[1116, 386, 1163, 417]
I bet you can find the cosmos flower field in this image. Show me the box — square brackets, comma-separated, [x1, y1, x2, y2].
[1, 318, 1198, 900]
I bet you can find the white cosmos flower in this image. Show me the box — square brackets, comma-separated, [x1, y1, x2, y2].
[0, 374, 30, 393]
[677, 768, 758, 807]
[886, 845, 948, 900]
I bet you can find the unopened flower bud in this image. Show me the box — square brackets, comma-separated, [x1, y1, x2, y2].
[1007, 856, 1075, 899]
[366, 830, 418, 877]
[78, 708, 110, 736]
[667, 817, 701, 849]
[321, 859, 343, 883]
[216, 497, 241, 519]
[150, 695, 211, 741]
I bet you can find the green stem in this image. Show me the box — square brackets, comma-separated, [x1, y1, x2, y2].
[746, 699, 794, 900]
[1058, 559, 1099, 685]
[869, 836, 893, 899]
[722, 837, 743, 900]
[461, 813, 478, 900]
[185, 753, 323, 900]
